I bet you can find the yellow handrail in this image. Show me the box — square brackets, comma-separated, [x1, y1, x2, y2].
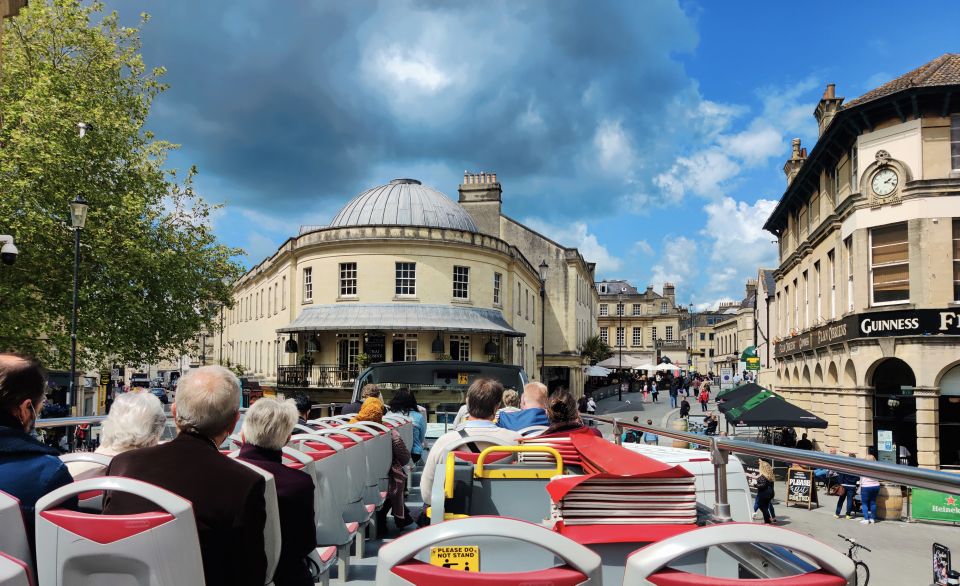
[474, 445, 564, 479]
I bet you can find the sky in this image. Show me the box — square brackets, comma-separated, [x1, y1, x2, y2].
[108, 0, 960, 309]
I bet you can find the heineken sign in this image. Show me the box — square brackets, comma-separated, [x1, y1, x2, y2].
[775, 307, 960, 358]
[911, 488, 960, 523]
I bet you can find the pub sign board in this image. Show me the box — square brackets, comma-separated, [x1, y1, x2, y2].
[786, 466, 818, 509]
[775, 307, 960, 358]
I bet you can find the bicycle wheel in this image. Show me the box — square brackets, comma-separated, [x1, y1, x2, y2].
[854, 560, 869, 586]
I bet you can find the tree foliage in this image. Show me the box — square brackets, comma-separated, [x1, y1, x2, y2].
[581, 335, 612, 364]
[0, 1, 243, 369]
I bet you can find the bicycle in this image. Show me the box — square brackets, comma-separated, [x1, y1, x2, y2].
[838, 534, 871, 585]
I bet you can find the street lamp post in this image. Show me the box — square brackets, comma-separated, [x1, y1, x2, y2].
[67, 195, 89, 415]
[618, 287, 625, 401]
[538, 260, 548, 383]
[688, 302, 695, 372]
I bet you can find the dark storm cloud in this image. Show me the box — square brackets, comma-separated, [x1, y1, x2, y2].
[114, 0, 702, 218]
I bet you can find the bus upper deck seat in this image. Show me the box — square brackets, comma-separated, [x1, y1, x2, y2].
[0, 553, 31, 586]
[57, 452, 115, 510]
[347, 421, 392, 499]
[376, 516, 603, 585]
[230, 458, 282, 585]
[425, 435, 517, 525]
[0, 491, 31, 574]
[517, 425, 548, 437]
[34, 477, 205, 585]
[622, 524, 854, 586]
[383, 415, 414, 451]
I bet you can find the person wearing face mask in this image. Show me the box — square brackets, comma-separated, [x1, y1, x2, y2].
[0, 353, 74, 559]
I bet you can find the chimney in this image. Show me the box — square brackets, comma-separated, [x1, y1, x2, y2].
[663, 283, 676, 305]
[814, 83, 844, 137]
[745, 279, 757, 299]
[458, 170, 502, 237]
[783, 138, 807, 185]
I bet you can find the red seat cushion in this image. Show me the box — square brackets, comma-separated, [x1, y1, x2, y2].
[344, 521, 359, 534]
[647, 569, 847, 586]
[318, 545, 337, 563]
[392, 561, 587, 585]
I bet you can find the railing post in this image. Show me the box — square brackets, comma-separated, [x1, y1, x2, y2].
[710, 437, 732, 523]
[613, 417, 622, 445]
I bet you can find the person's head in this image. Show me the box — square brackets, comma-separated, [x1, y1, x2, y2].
[521, 382, 548, 410]
[388, 387, 417, 415]
[352, 397, 385, 424]
[241, 397, 299, 450]
[291, 393, 312, 419]
[759, 460, 775, 480]
[801, 433, 808, 440]
[829, 448, 838, 455]
[546, 391, 579, 426]
[360, 384, 381, 401]
[646, 419, 653, 425]
[0, 353, 46, 432]
[465, 378, 503, 420]
[502, 389, 520, 408]
[172, 365, 241, 441]
[100, 392, 166, 451]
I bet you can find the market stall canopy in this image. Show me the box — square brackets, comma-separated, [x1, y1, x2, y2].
[276, 303, 524, 336]
[596, 354, 646, 369]
[655, 362, 681, 372]
[636, 363, 658, 371]
[724, 392, 828, 429]
[585, 365, 612, 377]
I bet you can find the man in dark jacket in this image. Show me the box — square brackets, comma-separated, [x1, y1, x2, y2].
[104, 366, 267, 586]
[834, 453, 860, 519]
[239, 397, 316, 586]
[0, 353, 74, 562]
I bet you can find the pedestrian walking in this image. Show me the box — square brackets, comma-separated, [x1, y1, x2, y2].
[668, 385, 678, 409]
[679, 397, 690, 419]
[859, 455, 880, 524]
[832, 458, 859, 519]
[698, 385, 710, 412]
[651, 381, 659, 403]
[586, 395, 596, 416]
[754, 460, 777, 524]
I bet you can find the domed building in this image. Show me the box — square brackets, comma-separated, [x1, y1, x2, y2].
[222, 173, 599, 411]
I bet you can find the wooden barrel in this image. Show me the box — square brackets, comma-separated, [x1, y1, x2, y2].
[876, 484, 903, 520]
[670, 418, 689, 448]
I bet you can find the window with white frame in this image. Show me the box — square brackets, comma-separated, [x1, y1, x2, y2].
[599, 283, 607, 294]
[274, 286, 278, 315]
[449, 335, 470, 361]
[517, 283, 521, 315]
[827, 250, 836, 319]
[526, 289, 530, 320]
[267, 287, 271, 316]
[632, 327, 642, 347]
[660, 301, 667, 314]
[339, 262, 357, 297]
[395, 262, 416, 296]
[951, 115, 960, 171]
[814, 261, 821, 323]
[955, 219, 960, 301]
[651, 327, 658, 343]
[802, 270, 809, 328]
[453, 266, 470, 299]
[793, 278, 799, 330]
[532, 297, 535, 324]
[850, 146, 858, 189]
[281, 276, 287, 309]
[783, 285, 790, 332]
[399, 333, 418, 361]
[302, 267, 313, 302]
[845, 237, 853, 312]
[493, 272, 502, 305]
[666, 326, 673, 340]
[600, 327, 608, 344]
[631, 304, 640, 316]
[871, 223, 910, 305]
[616, 327, 625, 348]
[599, 304, 608, 317]
[616, 302, 624, 317]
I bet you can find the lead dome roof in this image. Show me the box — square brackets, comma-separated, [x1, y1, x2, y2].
[328, 178, 479, 232]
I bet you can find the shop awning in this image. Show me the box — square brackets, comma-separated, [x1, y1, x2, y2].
[276, 303, 525, 336]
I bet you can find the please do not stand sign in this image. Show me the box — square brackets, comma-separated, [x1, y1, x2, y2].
[786, 466, 819, 510]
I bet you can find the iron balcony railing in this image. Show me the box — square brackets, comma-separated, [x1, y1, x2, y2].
[585, 414, 960, 523]
[276, 364, 358, 388]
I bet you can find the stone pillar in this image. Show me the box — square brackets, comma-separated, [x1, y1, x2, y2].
[856, 389, 873, 457]
[915, 388, 940, 469]
[837, 390, 858, 452]
[822, 391, 840, 449]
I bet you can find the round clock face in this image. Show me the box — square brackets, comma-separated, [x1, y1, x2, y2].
[871, 167, 898, 196]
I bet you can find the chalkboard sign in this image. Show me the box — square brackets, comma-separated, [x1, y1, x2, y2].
[933, 542, 951, 586]
[364, 334, 386, 364]
[786, 466, 818, 509]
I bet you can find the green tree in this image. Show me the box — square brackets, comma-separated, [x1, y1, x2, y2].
[0, 1, 242, 369]
[581, 334, 612, 364]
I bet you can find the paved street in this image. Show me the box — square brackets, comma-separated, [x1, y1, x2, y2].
[591, 388, 960, 585]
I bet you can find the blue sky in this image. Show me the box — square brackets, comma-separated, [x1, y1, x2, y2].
[110, 0, 960, 308]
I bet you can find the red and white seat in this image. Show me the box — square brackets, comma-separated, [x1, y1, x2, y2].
[34, 477, 206, 585]
[58, 452, 114, 509]
[0, 490, 32, 573]
[376, 516, 603, 585]
[622, 524, 854, 585]
[230, 457, 283, 585]
[0, 553, 31, 586]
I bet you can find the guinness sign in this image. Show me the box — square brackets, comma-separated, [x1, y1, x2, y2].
[775, 307, 960, 358]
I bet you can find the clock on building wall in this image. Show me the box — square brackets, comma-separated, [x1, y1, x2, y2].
[871, 167, 899, 197]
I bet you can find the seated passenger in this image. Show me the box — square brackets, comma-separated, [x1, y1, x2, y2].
[291, 393, 312, 425]
[421, 378, 521, 507]
[239, 397, 317, 586]
[542, 391, 602, 437]
[0, 353, 73, 558]
[104, 366, 267, 586]
[66, 391, 166, 480]
[340, 384, 380, 416]
[496, 382, 549, 431]
[388, 387, 426, 464]
[351, 397, 414, 534]
[499, 389, 521, 414]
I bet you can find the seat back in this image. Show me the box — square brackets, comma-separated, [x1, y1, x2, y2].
[282, 447, 352, 547]
[376, 516, 602, 584]
[291, 431, 369, 523]
[230, 458, 283, 583]
[384, 415, 414, 451]
[0, 553, 31, 586]
[622, 524, 854, 585]
[428, 436, 520, 524]
[35, 477, 205, 586]
[58, 453, 115, 509]
[306, 418, 335, 428]
[0, 491, 31, 572]
[518, 425, 549, 438]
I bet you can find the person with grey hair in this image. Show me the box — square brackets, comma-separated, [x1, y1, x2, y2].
[239, 398, 317, 586]
[66, 391, 166, 480]
[104, 366, 267, 586]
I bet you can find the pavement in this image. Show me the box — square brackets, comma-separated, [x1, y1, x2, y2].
[591, 388, 959, 585]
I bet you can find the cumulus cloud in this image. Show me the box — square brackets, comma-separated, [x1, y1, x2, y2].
[700, 197, 778, 294]
[650, 236, 698, 287]
[632, 240, 654, 255]
[522, 218, 622, 276]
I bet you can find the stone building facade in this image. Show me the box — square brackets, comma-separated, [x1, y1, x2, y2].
[763, 54, 960, 469]
[595, 280, 687, 366]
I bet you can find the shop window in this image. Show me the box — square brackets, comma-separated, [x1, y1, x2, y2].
[870, 223, 910, 305]
[392, 333, 418, 362]
[339, 262, 357, 297]
[395, 262, 416, 296]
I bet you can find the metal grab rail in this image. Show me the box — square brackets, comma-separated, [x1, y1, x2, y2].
[585, 414, 960, 523]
